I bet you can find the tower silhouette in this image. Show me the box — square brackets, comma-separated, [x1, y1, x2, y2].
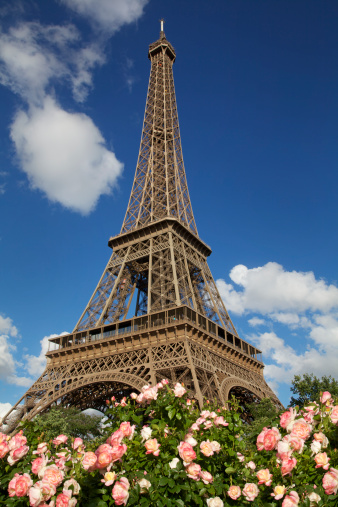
[2, 26, 281, 430]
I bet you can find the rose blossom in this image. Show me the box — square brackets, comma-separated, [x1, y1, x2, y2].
[141, 426, 152, 442]
[330, 406, 338, 425]
[200, 440, 214, 457]
[72, 438, 83, 450]
[290, 418, 312, 440]
[43, 465, 64, 487]
[63, 478, 80, 495]
[227, 485, 241, 500]
[206, 498, 224, 507]
[185, 462, 201, 480]
[200, 471, 213, 484]
[256, 468, 273, 486]
[33, 442, 48, 455]
[0, 441, 9, 458]
[130, 392, 138, 400]
[322, 468, 338, 495]
[52, 434, 68, 446]
[178, 441, 196, 463]
[8, 432, 27, 450]
[271, 485, 286, 500]
[311, 439, 321, 455]
[169, 457, 180, 469]
[242, 483, 259, 502]
[282, 490, 299, 507]
[313, 432, 329, 448]
[8, 445, 29, 465]
[277, 439, 292, 461]
[29, 480, 56, 506]
[201, 410, 211, 418]
[314, 452, 330, 469]
[101, 471, 116, 486]
[281, 457, 297, 476]
[246, 461, 256, 470]
[211, 441, 221, 453]
[263, 427, 281, 450]
[308, 491, 321, 505]
[119, 421, 135, 440]
[82, 451, 97, 470]
[173, 382, 186, 397]
[320, 391, 332, 404]
[256, 427, 268, 450]
[112, 477, 130, 506]
[143, 386, 158, 402]
[107, 430, 124, 446]
[214, 416, 228, 427]
[0, 432, 8, 443]
[144, 438, 160, 456]
[184, 434, 197, 447]
[8, 473, 33, 497]
[237, 452, 245, 462]
[32, 456, 46, 475]
[279, 408, 297, 429]
[204, 420, 213, 429]
[138, 478, 151, 493]
[56, 492, 77, 507]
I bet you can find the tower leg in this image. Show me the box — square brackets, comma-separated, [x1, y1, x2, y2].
[184, 340, 203, 408]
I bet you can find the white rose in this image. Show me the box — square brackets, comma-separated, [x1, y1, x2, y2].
[185, 435, 197, 447]
[206, 497, 224, 507]
[308, 492, 321, 506]
[310, 440, 321, 455]
[141, 426, 152, 442]
[138, 478, 151, 493]
[169, 458, 180, 469]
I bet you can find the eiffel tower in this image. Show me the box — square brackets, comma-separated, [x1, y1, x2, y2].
[2, 24, 281, 431]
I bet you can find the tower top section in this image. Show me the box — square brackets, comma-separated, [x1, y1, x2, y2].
[148, 20, 176, 62]
[121, 26, 197, 236]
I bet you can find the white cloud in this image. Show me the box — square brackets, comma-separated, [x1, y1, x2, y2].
[0, 315, 32, 387]
[11, 96, 123, 214]
[0, 22, 104, 105]
[248, 317, 266, 327]
[217, 262, 338, 316]
[24, 332, 68, 378]
[61, 0, 149, 34]
[0, 402, 12, 418]
[0, 314, 18, 337]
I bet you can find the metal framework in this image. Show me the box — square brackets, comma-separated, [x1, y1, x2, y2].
[1, 27, 281, 432]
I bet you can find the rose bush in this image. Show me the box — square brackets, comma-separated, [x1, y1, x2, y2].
[0, 381, 337, 506]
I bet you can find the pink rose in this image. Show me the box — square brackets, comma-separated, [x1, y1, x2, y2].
[256, 427, 268, 450]
[0, 432, 7, 443]
[110, 443, 127, 462]
[173, 382, 186, 397]
[330, 406, 338, 425]
[130, 392, 138, 400]
[107, 430, 124, 446]
[214, 416, 228, 427]
[246, 461, 256, 470]
[43, 465, 64, 487]
[280, 408, 297, 429]
[190, 423, 200, 431]
[143, 387, 158, 402]
[256, 468, 273, 486]
[29, 480, 56, 506]
[288, 434, 305, 453]
[31, 456, 46, 475]
[56, 492, 72, 507]
[185, 462, 201, 480]
[8, 473, 32, 497]
[119, 422, 135, 440]
[281, 457, 297, 476]
[178, 441, 196, 463]
[82, 451, 97, 470]
[8, 445, 29, 465]
[101, 471, 116, 487]
[33, 442, 48, 455]
[290, 419, 312, 440]
[8, 432, 27, 451]
[314, 452, 330, 469]
[282, 491, 299, 507]
[211, 441, 221, 453]
[63, 478, 80, 495]
[237, 452, 245, 462]
[72, 438, 83, 450]
[277, 439, 292, 461]
[322, 468, 338, 495]
[112, 477, 130, 505]
[200, 440, 214, 457]
[227, 485, 241, 500]
[263, 427, 281, 451]
[52, 434, 68, 446]
[320, 391, 332, 404]
[184, 434, 197, 447]
[145, 438, 160, 456]
[242, 483, 259, 502]
[271, 485, 286, 500]
[200, 471, 213, 484]
[313, 432, 329, 448]
[161, 378, 169, 385]
[0, 441, 9, 458]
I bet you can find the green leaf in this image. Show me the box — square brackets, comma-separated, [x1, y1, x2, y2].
[225, 467, 236, 474]
[168, 408, 176, 420]
[159, 477, 168, 486]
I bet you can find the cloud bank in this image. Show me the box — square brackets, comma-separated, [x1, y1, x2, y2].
[217, 262, 338, 395]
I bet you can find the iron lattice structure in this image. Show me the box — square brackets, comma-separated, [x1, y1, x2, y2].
[2, 28, 281, 431]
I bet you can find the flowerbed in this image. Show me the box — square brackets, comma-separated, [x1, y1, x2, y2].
[0, 381, 337, 506]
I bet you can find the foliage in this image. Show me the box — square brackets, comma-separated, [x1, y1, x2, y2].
[290, 374, 338, 407]
[0, 382, 337, 506]
[33, 406, 103, 441]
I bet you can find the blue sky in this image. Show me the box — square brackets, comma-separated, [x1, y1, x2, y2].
[0, 0, 337, 414]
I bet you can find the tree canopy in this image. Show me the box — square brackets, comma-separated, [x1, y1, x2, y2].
[290, 373, 338, 407]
